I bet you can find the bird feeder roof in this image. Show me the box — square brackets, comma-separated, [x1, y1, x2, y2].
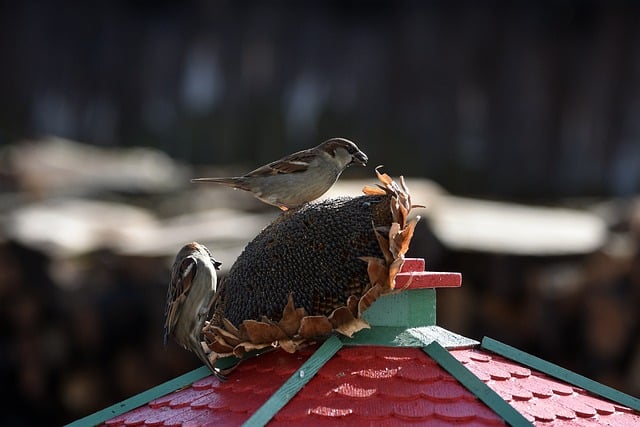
[71, 259, 640, 427]
[99, 344, 640, 426]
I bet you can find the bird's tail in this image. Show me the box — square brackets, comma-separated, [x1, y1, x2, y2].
[191, 177, 247, 190]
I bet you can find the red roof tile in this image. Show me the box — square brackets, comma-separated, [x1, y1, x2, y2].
[103, 345, 507, 426]
[450, 348, 640, 426]
[102, 344, 640, 426]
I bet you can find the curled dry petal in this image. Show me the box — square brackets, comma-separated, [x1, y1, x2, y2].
[298, 316, 333, 339]
[328, 306, 357, 329]
[346, 295, 359, 316]
[207, 335, 235, 355]
[374, 165, 394, 187]
[222, 318, 241, 338]
[233, 341, 275, 358]
[360, 256, 390, 288]
[397, 216, 419, 255]
[399, 175, 410, 194]
[358, 284, 385, 317]
[336, 319, 370, 338]
[388, 223, 402, 258]
[388, 258, 405, 289]
[278, 294, 305, 336]
[240, 320, 287, 343]
[209, 325, 243, 347]
[362, 185, 387, 196]
[374, 228, 393, 264]
[279, 338, 306, 353]
[328, 305, 370, 338]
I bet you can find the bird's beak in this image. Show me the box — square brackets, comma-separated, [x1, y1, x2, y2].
[351, 151, 368, 166]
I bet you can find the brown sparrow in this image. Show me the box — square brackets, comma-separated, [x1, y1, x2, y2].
[164, 242, 221, 374]
[191, 137, 368, 210]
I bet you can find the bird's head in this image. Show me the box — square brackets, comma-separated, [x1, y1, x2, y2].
[319, 137, 368, 168]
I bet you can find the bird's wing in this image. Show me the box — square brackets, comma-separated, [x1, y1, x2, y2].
[164, 256, 196, 344]
[247, 149, 318, 176]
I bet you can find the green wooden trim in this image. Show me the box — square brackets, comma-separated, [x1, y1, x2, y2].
[481, 336, 640, 412]
[410, 288, 436, 326]
[65, 366, 212, 427]
[423, 341, 532, 427]
[364, 288, 436, 327]
[242, 335, 343, 427]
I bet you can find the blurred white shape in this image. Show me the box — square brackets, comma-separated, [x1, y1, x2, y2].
[180, 44, 224, 115]
[2, 137, 189, 196]
[5, 196, 274, 270]
[7, 198, 158, 258]
[117, 209, 276, 271]
[429, 196, 607, 255]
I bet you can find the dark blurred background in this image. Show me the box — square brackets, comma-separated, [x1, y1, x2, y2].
[1, 1, 639, 425]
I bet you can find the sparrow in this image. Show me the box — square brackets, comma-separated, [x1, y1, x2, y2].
[164, 242, 222, 375]
[191, 137, 368, 210]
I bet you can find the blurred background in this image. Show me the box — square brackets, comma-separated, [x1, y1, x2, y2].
[1, 1, 640, 424]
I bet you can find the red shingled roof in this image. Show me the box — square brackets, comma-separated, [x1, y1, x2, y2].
[103, 344, 640, 426]
[97, 259, 640, 426]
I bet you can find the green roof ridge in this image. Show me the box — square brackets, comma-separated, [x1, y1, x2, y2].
[481, 336, 640, 412]
[423, 341, 533, 427]
[64, 365, 211, 427]
[242, 334, 344, 427]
